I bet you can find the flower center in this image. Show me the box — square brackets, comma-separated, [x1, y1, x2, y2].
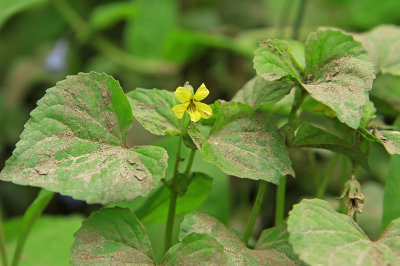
[187, 100, 197, 112]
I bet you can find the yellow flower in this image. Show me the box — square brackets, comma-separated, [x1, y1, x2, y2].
[172, 83, 213, 122]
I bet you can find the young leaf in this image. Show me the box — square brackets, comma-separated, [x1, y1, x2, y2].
[383, 155, 400, 230]
[255, 222, 300, 262]
[189, 102, 294, 184]
[0, 72, 168, 204]
[180, 212, 298, 265]
[291, 122, 369, 168]
[71, 207, 156, 265]
[303, 29, 375, 129]
[162, 233, 228, 265]
[232, 76, 295, 109]
[287, 199, 400, 266]
[126, 88, 180, 136]
[117, 172, 213, 224]
[253, 39, 302, 82]
[355, 25, 400, 76]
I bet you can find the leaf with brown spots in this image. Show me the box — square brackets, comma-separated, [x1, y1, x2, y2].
[0, 72, 168, 204]
[287, 199, 400, 266]
[189, 102, 294, 184]
[180, 212, 299, 265]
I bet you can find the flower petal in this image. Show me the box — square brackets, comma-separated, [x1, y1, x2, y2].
[187, 108, 202, 122]
[175, 87, 193, 103]
[171, 102, 189, 119]
[193, 83, 209, 101]
[195, 102, 213, 119]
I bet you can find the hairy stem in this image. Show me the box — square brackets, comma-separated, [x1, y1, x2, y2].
[243, 180, 268, 245]
[12, 190, 54, 266]
[317, 153, 339, 198]
[292, 0, 307, 40]
[0, 204, 7, 266]
[275, 176, 287, 225]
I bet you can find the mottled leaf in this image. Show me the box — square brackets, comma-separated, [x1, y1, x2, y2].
[291, 122, 369, 168]
[162, 233, 228, 265]
[383, 155, 400, 230]
[232, 76, 295, 109]
[254, 39, 302, 81]
[0, 72, 168, 204]
[126, 88, 180, 136]
[287, 199, 400, 266]
[355, 25, 400, 76]
[255, 222, 300, 262]
[189, 102, 294, 184]
[180, 212, 298, 265]
[129, 172, 212, 224]
[373, 129, 400, 155]
[71, 207, 156, 265]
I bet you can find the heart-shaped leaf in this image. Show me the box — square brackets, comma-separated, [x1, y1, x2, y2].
[0, 72, 168, 204]
[287, 198, 400, 265]
[180, 212, 299, 265]
[189, 102, 294, 184]
[127, 88, 180, 136]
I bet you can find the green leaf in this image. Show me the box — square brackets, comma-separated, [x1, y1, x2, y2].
[126, 88, 180, 136]
[253, 39, 302, 81]
[90, 1, 138, 30]
[0, 72, 168, 204]
[360, 100, 377, 129]
[119, 172, 213, 224]
[232, 76, 295, 109]
[162, 233, 228, 265]
[371, 74, 400, 115]
[124, 0, 177, 59]
[71, 207, 156, 265]
[189, 102, 294, 184]
[287, 199, 400, 266]
[180, 212, 298, 265]
[0, 0, 46, 29]
[4, 215, 83, 266]
[373, 130, 400, 155]
[291, 122, 369, 168]
[255, 222, 300, 262]
[355, 25, 400, 76]
[303, 29, 375, 129]
[383, 155, 400, 230]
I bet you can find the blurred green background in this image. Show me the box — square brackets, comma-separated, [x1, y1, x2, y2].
[0, 0, 400, 263]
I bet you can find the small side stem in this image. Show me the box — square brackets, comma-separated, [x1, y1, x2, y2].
[0, 204, 8, 266]
[275, 176, 287, 225]
[184, 149, 196, 177]
[291, 0, 307, 40]
[243, 180, 267, 245]
[316, 153, 339, 198]
[12, 190, 54, 266]
[339, 156, 350, 213]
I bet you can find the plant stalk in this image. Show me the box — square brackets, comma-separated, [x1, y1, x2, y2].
[275, 176, 287, 225]
[339, 156, 350, 213]
[276, 0, 294, 38]
[12, 190, 54, 266]
[316, 153, 339, 198]
[292, 0, 307, 40]
[0, 204, 8, 266]
[243, 180, 267, 245]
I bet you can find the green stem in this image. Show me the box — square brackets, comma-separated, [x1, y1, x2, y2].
[316, 153, 339, 198]
[0, 204, 8, 266]
[243, 180, 267, 245]
[184, 149, 196, 177]
[339, 156, 350, 213]
[288, 87, 307, 125]
[275, 176, 287, 225]
[291, 0, 307, 40]
[12, 190, 54, 266]
[51, 0, 177, 75]
[276, 0, 294, 38]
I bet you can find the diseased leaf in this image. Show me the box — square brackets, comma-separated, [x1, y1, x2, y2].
[118, 172, 213, 224]
[383, 155, 400, 230]
[71, 207, 156, 265]
[287, 199, 400, 266]
[373, 130, 400, 155]
[255, 222, 300, 262]
[0, 0, 46, 29]
[0, 72, 168, 204]
[189, 102, 294, 184]
[162, 233, 228, 265]
[180, 212, 299, 265]
[355, 25, 400, 76]
[232, 76, 294, 109]
[126, 88, 180, 136]
[253, 39, 302, 81]
[291, 122, 369, 168]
